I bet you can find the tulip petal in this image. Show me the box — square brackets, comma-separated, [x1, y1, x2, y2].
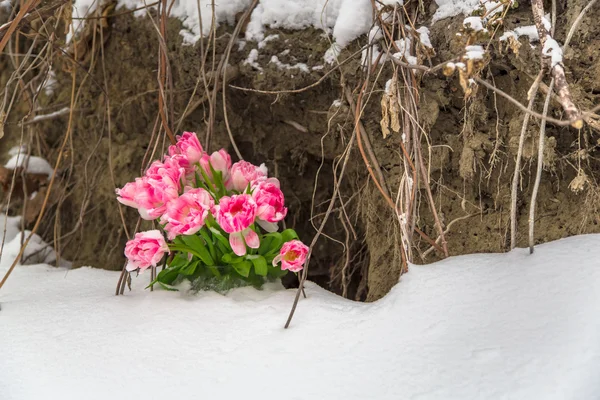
[272, 254, 282, 266]
[243, 228, 260, 249]
[229, 232, 246, 256]
[257, 219, 279, 233]
[138, 208, 153, 221]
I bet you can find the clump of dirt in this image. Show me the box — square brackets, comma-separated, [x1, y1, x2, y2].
[1, 0, 599, 301]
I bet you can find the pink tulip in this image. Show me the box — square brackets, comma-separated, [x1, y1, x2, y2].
[116, 179, 143, 208]
[226, 161, 268, 192]
[116, 177, 175, 220]
[200, 149, 232, 181]
[116, 176, 178, 220]
[272, 240, 308, 273]
[124, 230, 170, 272]
[161, 188, 215, 240]
[168, 153, 196, 177]
[215, 194, 259, 256]
[252, 181, 287, 232]
[169, 131, 204, 164]
[145, 158, 186, 190]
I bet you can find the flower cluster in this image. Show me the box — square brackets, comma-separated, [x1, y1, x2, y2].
[116, 132, 308, 291]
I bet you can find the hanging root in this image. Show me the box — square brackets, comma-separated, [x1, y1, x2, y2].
[529, 79, 554, 253]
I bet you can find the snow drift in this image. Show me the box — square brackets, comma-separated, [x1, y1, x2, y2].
[1, 230, 599, 399]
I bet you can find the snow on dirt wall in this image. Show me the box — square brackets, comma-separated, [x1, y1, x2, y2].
[67, 0, 414, 58]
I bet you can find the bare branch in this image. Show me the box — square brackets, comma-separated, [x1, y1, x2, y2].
[531, 0, 583, 128]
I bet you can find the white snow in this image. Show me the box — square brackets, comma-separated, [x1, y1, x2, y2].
[500, 25, 539, 42]
[500, 14, 552, 43]
[483, 0, 505, 17]
[3, 154, 54, 177]
[368, 25, 383, 43]
[361, 44, 385, 67]
[416, 26, 433, 49]
[324, 43, 342, 64]
[257, 33, 279, 49]
[432, 0, 479, 22]
[543, 37, 563, 67]
[393, 37, 417, 65]
[245, 0, 372, 49]
[330, 0, 373, 49]
[66, 0, 376, 61]
[464, 44, 485, 60]
[0, 215, 56, 266]
[66, 0, 102, 43]
[139, 0, 250, 45]
[269, 55, 310, 73]
[385, 78, 394, 94]
[7, 145, 26, 157]
[463, 16, 486, 32]
[37, 67, 57, 97]
[243, 48, 263, 71]
[0, 215, 22, 250]
[433, 0, 514, 23]
[0, 0, 12, 11]
[246, 0, 374, 63]
[542, 15, 552, 32]
[2, 234, 600, 399]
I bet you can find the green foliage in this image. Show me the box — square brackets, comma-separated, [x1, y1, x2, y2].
[147, 225, 296, 292]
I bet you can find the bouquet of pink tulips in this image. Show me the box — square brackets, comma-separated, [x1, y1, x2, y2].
[116, 131, 309, 291]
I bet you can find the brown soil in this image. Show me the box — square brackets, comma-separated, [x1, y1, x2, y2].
[1, 0, 599, 301]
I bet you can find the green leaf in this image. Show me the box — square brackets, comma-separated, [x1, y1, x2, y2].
[264, 232, 283, 254]
[233, 260, 251, 278]
[180, 260, 199, 276]
[181, 235, 215, 266]
[155, 264, 184, 285]
[168, 253, 189, 268]
[281, 229, 299, 243]
[158, 282, 179, 291]
[249, 255, 268, 276]
[258, 236, 273, 254]
[222, 253, 244, 264]
[207, 266, 221, 278]
[199, 166, 217, 192]
[173, 236, 186, 247]
[199, 228, 217, 260]
[209, 164, 227, 196]
[209, 227, 231, 249]
[215, 241, 229, 255]
[267, 266, 289, 279]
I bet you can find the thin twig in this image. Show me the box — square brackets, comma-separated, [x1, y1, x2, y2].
[474, 76, 572, 127]
[0, 63, 77, 292]
[221, 0, 259, 160]
[510, 72, 542, 249]
[529, 79, 554, 254]
[284, 124, 357, 329]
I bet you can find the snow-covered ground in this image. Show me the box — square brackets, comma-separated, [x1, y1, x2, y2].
[1, 221, 599, 399]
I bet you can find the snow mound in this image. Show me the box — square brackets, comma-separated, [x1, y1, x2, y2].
[0, 0, 12, 11]
[1, 235, 600, 399]
[3, 154, 54, 177]
[0, 214, 56, 266]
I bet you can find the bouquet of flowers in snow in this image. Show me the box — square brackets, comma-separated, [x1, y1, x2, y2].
[116, 131, 309, 291]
